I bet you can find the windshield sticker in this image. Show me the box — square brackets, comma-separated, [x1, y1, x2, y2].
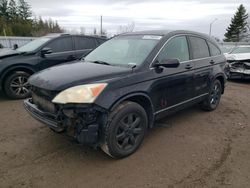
[142, 35, 162, 40]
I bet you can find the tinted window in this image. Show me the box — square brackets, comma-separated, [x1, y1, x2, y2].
[157, 36, 189, 62]
[208, 42, 221, 56]
[74, 37, 96, 50]
[189, 36, 209, 59]
[46, 37, 73, 53]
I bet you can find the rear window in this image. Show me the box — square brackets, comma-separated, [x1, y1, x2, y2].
[74, 36, 96, 50]
[189, 36, 210, 59]
[208, 42, 221, 56]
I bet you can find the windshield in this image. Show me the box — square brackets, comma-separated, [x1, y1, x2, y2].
[84, 35, 161, 67]
[17, 37, 51, 52]
[220, 46, 235, 53]
[230, 46, 250, 54]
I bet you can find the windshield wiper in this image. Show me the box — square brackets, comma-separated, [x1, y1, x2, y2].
[91, 60, 111, 65]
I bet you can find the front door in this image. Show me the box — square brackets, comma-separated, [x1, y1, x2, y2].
[38, 36, 76, 70]
[150, 35, 195, 115]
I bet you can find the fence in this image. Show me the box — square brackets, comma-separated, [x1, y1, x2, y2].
[0, 36, 37, 48]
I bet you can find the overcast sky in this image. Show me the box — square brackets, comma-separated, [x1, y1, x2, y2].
[27, 0, 250, 39]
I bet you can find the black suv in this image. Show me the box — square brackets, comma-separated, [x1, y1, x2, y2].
[0, 33, 106, 99]
[24, 30, 227, 158]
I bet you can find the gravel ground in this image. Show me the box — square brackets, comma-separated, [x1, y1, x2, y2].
[0, 81, 249, 188]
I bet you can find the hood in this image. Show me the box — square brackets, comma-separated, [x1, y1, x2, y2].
[0, 48, 21, 59]
[226, 53, 250, 61]
[29, 61, 132, 91]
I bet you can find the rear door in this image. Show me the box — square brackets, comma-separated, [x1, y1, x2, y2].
[73, 36, 97, 59]
[188, 36, 213, 96]
[39, 36, 75, 69]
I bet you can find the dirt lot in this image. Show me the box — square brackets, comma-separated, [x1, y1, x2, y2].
[0, 81, 249, 188]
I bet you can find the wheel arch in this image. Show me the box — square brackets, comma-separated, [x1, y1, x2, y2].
[214, 74, 226, 94]
[0, 65, 35, 91]
[110, 92, 155, 128]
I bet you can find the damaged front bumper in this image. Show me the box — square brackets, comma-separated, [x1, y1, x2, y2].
[23, 98, 108, 145]
[225, 60, 250, 79]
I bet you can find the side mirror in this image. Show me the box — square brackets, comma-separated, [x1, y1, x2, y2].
[41, 47, 52, 57]
[154, 59, 180, 68]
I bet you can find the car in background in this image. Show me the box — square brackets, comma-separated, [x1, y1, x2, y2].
[24, 30, 227, 158]
[225, 46, 250, 79]
[0, 33, 107, 99]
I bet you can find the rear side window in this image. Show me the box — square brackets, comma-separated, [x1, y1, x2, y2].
[46, 37, 73, 53]
[157, 36, 190, 62]
[189, 36, 209, 59]
[74, 37, 96, 50]
[208, 42, 221, 56]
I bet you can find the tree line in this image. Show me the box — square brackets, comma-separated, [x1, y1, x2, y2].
[0, 0, 63, 37]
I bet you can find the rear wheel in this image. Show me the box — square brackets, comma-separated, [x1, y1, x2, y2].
[4, 71, 31, 99]
[200, 79, 222, 111]
[102, 101, 148, 158]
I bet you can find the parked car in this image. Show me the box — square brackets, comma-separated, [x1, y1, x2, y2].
[0, 33, 106, 99]
[24, 30, 227, 158]
[225, 46, 250, 79]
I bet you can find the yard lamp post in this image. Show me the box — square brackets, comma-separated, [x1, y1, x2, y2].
[209, 18, 218, 37]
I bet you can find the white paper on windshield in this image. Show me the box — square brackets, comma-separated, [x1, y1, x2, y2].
[142, 35, 162, 40]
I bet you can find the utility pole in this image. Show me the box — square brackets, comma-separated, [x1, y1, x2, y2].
[100, 15, 103, 36]
[209, 18, 218, 36]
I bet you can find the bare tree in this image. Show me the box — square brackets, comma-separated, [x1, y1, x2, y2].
[117, 22, 135, 34]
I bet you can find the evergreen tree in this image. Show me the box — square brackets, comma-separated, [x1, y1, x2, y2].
[18, 0, 31, 20]
[224, 4, 249, 42]
[0, 0, 63, 37]
[0, 0, 8, 17]
[8, 0, 18, 20]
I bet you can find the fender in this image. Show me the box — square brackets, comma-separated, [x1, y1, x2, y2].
[110, 92, 155, 128]
[110, 91, 154, 111]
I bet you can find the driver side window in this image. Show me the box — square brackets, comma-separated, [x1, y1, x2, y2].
[45, 37, 73, 53]
[157, 36, 190, 62]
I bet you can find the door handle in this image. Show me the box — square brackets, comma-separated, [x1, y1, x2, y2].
[185, 64, 193, 69]
[210, 60, 215, 64]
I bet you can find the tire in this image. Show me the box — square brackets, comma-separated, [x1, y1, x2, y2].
[101, 101, 148, 158]
[4, 71, 31, 99]
[200, 79, 222, 111]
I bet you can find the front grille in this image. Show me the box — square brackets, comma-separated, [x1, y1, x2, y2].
[31, 86, 58, 101]
[30, 86, 58, 113]
[32, 93, 56, 113]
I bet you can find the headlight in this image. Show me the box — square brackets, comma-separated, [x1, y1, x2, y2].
[52, 83, 107, 104]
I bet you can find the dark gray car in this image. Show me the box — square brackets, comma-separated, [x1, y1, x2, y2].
[0, 33, 106, 99]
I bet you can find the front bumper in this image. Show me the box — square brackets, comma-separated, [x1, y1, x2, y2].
[228, 70, 250, 79]
[24, 98, 104, 145]
[24, 98, 63, 132]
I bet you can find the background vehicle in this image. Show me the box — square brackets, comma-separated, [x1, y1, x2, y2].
[0, 33, 106, 99]
[24, 30, 227, 158]
[225, 46, 250, 79]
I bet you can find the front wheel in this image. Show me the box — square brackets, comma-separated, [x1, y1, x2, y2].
[4, 71, 31, 99]
[102, 101, 148, 158]
[200, 79, 222, 111]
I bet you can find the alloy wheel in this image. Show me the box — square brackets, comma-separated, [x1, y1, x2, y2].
[10, 76, 30, 96]
[115, 113, 143, 151]
[210, 82, 221, 105]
